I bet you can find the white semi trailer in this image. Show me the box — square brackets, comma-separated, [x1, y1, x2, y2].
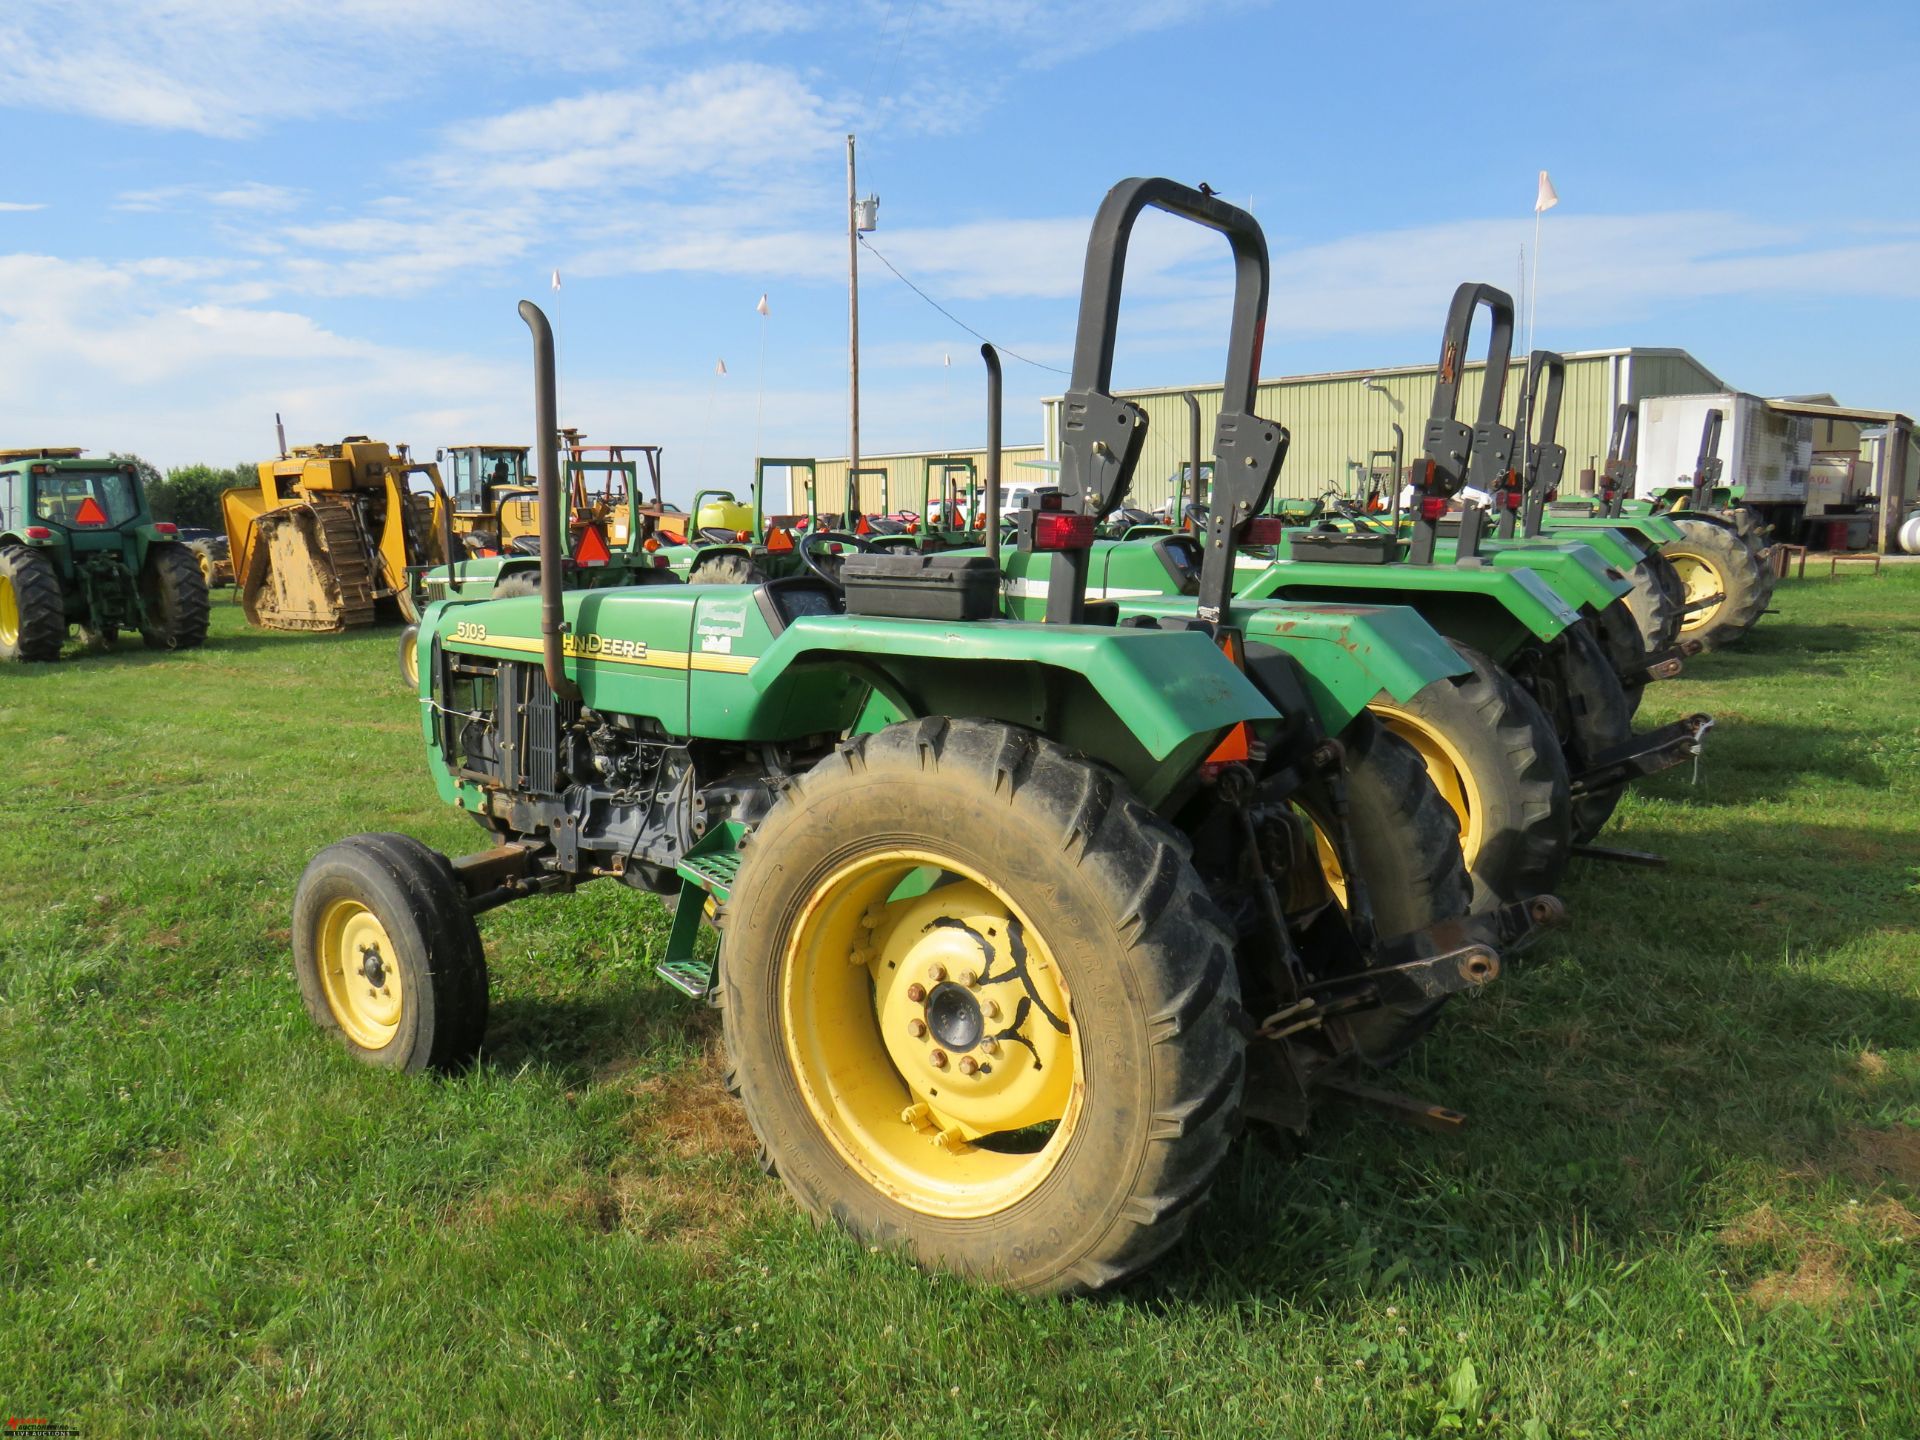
[1634, 391, 1821, 538]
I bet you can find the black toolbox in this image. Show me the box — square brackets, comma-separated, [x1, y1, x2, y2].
[1284, 527, 1398, 565]
[842, 552, 1001, 620]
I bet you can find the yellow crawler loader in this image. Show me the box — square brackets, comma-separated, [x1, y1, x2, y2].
[221, 437, 447, 632]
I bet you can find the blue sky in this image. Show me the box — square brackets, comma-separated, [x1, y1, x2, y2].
[3, 0, 1917, 500]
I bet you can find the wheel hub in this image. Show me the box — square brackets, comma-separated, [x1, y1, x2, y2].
[316, 899, 404, 1049]
[778, 852, 1081, 1218]
[923, 981, 984, 1051]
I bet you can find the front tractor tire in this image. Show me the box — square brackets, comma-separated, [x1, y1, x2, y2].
[721, 718, 1244, 1296]
[0, 544, 68, 662]
[292, 834, 489, 1072]
[397, 623, 421, 690]
[138, 541, 211, 651]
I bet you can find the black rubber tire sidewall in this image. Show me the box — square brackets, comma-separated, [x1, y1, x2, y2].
[721, 718, 1242, 1295]
[291, 833, 489, 1073]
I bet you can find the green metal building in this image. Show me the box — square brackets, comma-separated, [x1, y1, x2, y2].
[796, 346, 1726, 515]
[1038, 346, 1725, 511]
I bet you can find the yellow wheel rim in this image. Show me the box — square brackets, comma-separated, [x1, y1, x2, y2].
[0, 574, 18, 649]
[1668, 550, 1725, 633]
[402, 635, 419, 687]
[780, 850, 1081, 1219]
[315, 898, 405, 1050]
[1371, 702, 1485, 869]
[197, 551, 213, 584]
[1309, 820, 1349, 909]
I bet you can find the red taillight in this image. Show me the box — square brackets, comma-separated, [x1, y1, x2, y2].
[154, 521, 178, 535]
[24, 526, 51, 540]
[735, 528, 752, 542]
[1244, 516, 1284, 545]
[1419, 496, 1450, 522]
[1032, 512, 1095, 551]
[1504, 491, 1522, 511]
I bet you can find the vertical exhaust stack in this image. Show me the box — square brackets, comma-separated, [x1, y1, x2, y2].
[1183, 391, 1202, 526]
[275, 412, 288, 458]
[519, 299, 580, 702]
[981, 344, 1002, 566]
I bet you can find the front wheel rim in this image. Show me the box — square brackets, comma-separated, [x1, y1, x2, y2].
[0, 574, 18, 648]
[316, 898, 405, 1050]
[780, 850, 1080, 1219]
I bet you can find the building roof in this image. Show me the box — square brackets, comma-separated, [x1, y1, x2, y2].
[1044, 346, 1725, 403]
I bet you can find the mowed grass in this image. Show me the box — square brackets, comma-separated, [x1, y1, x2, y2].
[2, 572, 1917, 1439]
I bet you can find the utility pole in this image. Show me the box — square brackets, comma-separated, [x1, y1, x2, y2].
[847, 134, 861, 491]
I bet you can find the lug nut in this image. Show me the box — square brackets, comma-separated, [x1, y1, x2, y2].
[929, 1049, 949, 1069]
[982, 999, 1001, 1020]
[905, 983, 926, 1003]
[907, 1018, 927, 1038]
[981, 1037, 1000, 1056]
[957, 1056, 979, 1076]
[960, 969, 977, 988]
[927, 962, 947, 983]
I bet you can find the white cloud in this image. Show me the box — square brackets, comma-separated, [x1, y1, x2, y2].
[118, 182, 305, 214]
[0, 1, 813, 137]
[0, 201, 46, 212]
[425, 63, 843, 195]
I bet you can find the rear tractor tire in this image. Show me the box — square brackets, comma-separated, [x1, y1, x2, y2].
[1368, 642, 1571, 914]
[1661, 518, 1767, 651]
[1304, 713, 1477, 1066]
[721, 717, 1244, 1295]
[292, 833, 489, 1072]
[1511, 624, 1634, 845]
[0, 544, 68, 662]
[138, 541, 211, 651]
[491, 568, 540, 599]
[690, 553, 768, 585]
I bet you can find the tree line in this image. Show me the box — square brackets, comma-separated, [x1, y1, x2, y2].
[109, 454, 257, 532]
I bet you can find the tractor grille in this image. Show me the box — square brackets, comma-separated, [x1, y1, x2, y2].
[499, 662, 579, 795]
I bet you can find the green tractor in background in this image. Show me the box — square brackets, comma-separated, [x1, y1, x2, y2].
[0, 447, 210, 662]
[295, 180, 1561, 1296]
[398, 444, 677, 687]
[1549, 404, 1775, 651]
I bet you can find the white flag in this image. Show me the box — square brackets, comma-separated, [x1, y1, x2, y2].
[715, 358, 727, 377]
[943, 353, 951, 368]
[1535, 171, 1559, 213]
[550, 269, 562, 291]
[755, 293, 770, 317]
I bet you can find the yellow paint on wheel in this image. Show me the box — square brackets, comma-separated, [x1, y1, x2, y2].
[780, 849, 1080, 1219]
[401, 636, 419, 688]
[0, 574, 18, 649]
[315, 898, 404, 1050]
[1371, 702, 1485, 869]
[1667, 550, 1726, 634]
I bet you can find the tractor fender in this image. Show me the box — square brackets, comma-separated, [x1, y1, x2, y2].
[1238, 560, 1580, 667]
[1108, 595, 1468, 734]
[755, 615, 1279, 806]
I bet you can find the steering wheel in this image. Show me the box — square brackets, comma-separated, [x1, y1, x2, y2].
[797, 529, 874, 590]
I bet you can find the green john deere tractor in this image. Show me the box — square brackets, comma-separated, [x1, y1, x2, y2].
[294, 180, 1561, 1295]
[0, 447, 210, 662]
[398, 444, 676, 687]
[1036, 287, 1709, 852]
[1552, 404, 1774, 651]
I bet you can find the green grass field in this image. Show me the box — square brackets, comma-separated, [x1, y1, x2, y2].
[3, 572, 1917, 1438]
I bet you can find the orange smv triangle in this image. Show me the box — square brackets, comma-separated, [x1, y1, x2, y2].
[571, 524, 611, 566]
[74, 496, 108, 525]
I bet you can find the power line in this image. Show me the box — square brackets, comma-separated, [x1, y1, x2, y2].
[857, 233, 1068, 376]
